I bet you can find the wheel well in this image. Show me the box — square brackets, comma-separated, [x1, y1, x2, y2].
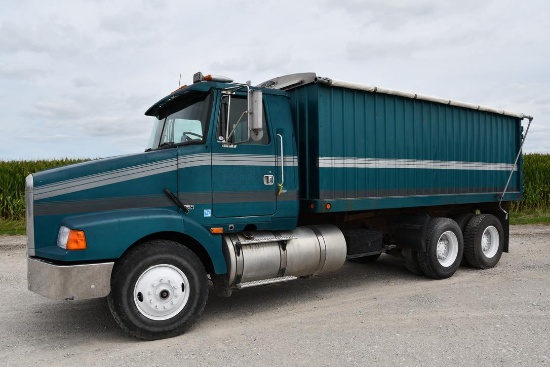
[125, 231, 215, 274]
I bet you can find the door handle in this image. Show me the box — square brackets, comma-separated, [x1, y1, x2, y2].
[263, 175, 274, 185]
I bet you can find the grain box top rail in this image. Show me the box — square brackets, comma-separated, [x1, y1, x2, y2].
[257, 72, 532, 120]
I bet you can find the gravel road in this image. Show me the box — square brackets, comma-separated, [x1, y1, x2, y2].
[1, 225, 549, 366]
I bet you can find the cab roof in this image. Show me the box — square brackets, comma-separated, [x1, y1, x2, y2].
[144, 80, 286, 117]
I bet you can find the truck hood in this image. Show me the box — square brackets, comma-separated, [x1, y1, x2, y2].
[28, 149, 180, 263]
[32, 150, 178, 206]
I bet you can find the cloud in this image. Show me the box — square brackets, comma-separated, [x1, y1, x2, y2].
[321, 0, 442, 28]
[0, 65, 46, 82]
[99, 10, 159, 35]
[24, 90, 154, 157]
[0, 20, 90, 57]
[29, 99, 87, 120]
[20, 133, 74, 142]
[80, 116, 143, 138]
[1, 0, 549, 160]
[73, 77, 100, 88]
[29, 91, 153, 121]
[209, 53, 295, 76]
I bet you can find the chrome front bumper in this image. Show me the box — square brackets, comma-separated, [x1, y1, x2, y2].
[27, 257, 114, 301]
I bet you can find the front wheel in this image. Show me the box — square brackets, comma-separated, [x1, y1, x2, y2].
[107, 240, 208, 340]
[418, 218, 463, 279]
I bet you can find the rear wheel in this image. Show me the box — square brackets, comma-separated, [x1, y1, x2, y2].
[403, 249, 423, 275]
[463, 214, 504, 269]
[454, 213, 474, 265]
[108, 240, 208, 340]
[454, 213, 475, 233]
[418, 218, 463, 279]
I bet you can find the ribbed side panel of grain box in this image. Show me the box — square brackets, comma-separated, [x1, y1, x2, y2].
[288, 81, 522, 213]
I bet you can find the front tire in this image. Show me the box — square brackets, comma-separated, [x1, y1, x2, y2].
[418, 218, 463, 279]
[463, 214, 504, 269]
[107, 240, 208, 340]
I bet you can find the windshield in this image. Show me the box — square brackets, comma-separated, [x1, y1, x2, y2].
[147, 92, 212, 150]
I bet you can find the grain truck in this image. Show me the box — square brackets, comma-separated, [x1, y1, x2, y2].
[26, 72, 532, 339]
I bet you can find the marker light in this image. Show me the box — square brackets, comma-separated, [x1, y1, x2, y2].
[210, 227, 224, 234]
[57, 226, 87, 250]
[193, 72, 233, 84]
[171, 85, 187, 94]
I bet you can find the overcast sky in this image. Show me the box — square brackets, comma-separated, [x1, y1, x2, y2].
[1, 0, 548, 160]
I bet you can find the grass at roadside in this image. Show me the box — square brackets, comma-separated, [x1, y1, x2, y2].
[0, 219, 25, 235]
[509, 209, 550, 225]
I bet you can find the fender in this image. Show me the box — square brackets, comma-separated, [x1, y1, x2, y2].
[387, 215, 431, 252]
[39, 208, 227, 274]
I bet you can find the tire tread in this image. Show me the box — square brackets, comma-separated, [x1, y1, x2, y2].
[403, 249, 423, 275]
[463, 214, 503, 269]
[417, 218, 463, 280]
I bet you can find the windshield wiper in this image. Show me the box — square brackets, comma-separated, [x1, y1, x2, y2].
[179, 140, 204, 146]
[158, 142, 176, 149]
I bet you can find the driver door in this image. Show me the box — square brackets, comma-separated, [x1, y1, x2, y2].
[211, 94, 277, 218]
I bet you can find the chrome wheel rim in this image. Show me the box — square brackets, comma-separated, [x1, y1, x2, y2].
[481, 226, 499, 258]
[134, 264, 190, 320]
[436, 231, 459, 267]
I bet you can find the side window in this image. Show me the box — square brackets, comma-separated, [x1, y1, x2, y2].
[218, 95, 269, 145]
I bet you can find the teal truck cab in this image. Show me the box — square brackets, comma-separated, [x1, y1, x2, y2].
[26, 72, 532, 339]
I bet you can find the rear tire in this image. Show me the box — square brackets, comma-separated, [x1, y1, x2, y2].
[403, 249, 423, 275]
[418, 218, 463, 279]
[463, 214, 504, 269]
[454, 213, 474, 265]
[108, 240, 208, 340]
[454, 213, 475, 233]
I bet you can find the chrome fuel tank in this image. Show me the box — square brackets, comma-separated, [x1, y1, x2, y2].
[222, 225, 346, 287]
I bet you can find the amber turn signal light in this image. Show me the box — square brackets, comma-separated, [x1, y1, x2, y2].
[66, 230, 87, 250]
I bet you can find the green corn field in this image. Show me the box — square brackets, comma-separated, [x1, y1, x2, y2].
[0, 159, 88, 220]
[1, 155, 549, 222]
[511, 153, 550, 212]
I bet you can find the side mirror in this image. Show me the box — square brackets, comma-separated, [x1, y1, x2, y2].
[248, 90, 263, 141]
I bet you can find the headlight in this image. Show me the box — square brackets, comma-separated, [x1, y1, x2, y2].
[57, 226, 87, 250]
